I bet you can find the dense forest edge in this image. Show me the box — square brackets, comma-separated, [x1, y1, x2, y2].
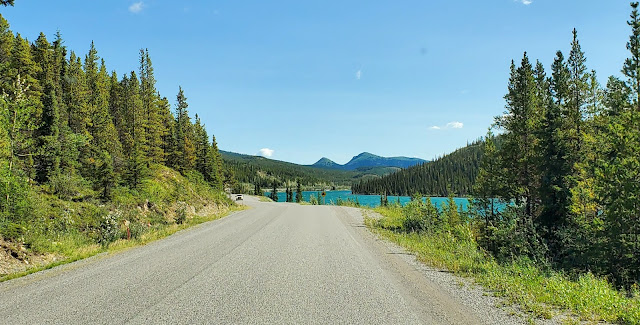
[365, 2, 640, 323]
[0, 5, 236, 277]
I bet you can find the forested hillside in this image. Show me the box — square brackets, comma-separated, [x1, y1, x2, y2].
[0, 8, 230, 271]
[352, 140, 483, 196]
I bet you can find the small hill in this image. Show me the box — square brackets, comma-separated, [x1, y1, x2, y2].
[311, 152, 427, 171]
[344, 152, 427, 170]
[312, 157, 341, 169]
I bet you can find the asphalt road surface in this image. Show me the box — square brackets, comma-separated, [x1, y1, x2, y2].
[0, 196, 523, 324]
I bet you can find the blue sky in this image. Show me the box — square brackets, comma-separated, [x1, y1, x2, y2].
[1, 1, 633, 164]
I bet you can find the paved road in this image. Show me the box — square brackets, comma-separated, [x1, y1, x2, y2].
[0, 196, 517, 324]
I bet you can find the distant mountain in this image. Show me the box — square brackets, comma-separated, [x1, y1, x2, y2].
[219, 150, 399, 188]
[311, 152, 427, 171]
[312, 157, 341, 169]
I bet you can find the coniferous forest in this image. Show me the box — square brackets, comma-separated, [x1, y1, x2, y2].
[351, 140, 484, 196]
[471, 2, 640, 287]
[0, 7, 229, 258]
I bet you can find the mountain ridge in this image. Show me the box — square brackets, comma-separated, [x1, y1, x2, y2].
[311, 152, 427, 171]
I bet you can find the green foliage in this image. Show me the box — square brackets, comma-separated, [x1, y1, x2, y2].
[295, 181, 302, 203]
[269, 180, 279, 202]
[0, 14, 233, 279]
[309, 194, 319, 205]
[175, 203, 186, 225]
[334, 197, 360, 207]
[369, 207, 640, 324]
[467, 3, 640, 291]
[401, 198, 439, 233]
[98, 211, 121, 246]
[48, 171, 94, 201]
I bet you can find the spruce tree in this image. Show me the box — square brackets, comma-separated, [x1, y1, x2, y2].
[296, 181, 302, 203]
[208, 135, 223, 189]
[32, 33, 61, 182]
[270, 180, 278, 202]
[171, 87, 195, 172]
[623, 2, 640, 110]
[566, 29, 588, 166]
[537, 52, 571, 246]
[139, 49, 164, 163]
[63, 52, 88, 136]
[120, 71, 147, 187]
[497, 54, 542, 217]
[193, 114, 210, 177]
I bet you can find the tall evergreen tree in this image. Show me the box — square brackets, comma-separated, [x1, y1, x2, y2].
[170, 86, 195, 172]
[0, 14, 13, 94]
[193, 114, 211, 178]
[566, 29, 588, 166]
[31, 33, 61, 182]
[624, 2, 640, 110]
[208, 135, 223, 189]
[139, 49, 164, 163]
[120, 71, 147, 187]
[497, 54, 542, 218]
[537, 52, 571, 246]
[270, 180, 278, 202]
[296, 180, 303, 203]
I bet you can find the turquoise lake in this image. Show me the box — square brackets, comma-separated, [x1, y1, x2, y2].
[265, 190, 470, 210]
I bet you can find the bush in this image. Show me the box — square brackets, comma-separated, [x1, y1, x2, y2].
[175, 203, 187, 224]
[128, 220, 147, 240]
[482, 205, 548, 264]
[401, 199, 439, 233]
[49, 171, 94, 201]
[0, 165, 32, 226]
[98, 211, 122, 246]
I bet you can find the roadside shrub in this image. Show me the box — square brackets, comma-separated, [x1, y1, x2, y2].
[483, 205, 548, 264]
[0, 166, 32, 225]
[128, 220, 147, 240]
[0, 221, 26, 241]
[49, 171, 94, 201]
[309, 195, 319, 205]
[98, 211, 122, 246]
[175, 203, 187, 224]
[402, 198, 439, 232]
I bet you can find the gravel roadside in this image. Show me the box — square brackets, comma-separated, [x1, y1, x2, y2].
[337, 206, 563, 325]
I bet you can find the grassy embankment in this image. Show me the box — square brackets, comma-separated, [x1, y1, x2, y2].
[366, 205, 640, 325]
[0, 164, 241, 282]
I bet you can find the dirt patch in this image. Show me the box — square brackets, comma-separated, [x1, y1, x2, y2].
[0, 238, 63, 277]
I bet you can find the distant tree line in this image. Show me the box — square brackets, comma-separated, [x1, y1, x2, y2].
[0, 14, 225, 235]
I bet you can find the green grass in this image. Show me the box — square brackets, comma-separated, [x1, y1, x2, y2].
[0, 165, 238, 282]
[1, 205, 243, 282]
[367, 206, 640, 324]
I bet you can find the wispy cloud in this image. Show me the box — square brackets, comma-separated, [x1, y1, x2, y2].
[356, 69, 362, 80]
[430, 121, 464, 130]
[518, 0, 532, 5]
[129, 1, 144, 13]
[258, 148, 274, 158]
